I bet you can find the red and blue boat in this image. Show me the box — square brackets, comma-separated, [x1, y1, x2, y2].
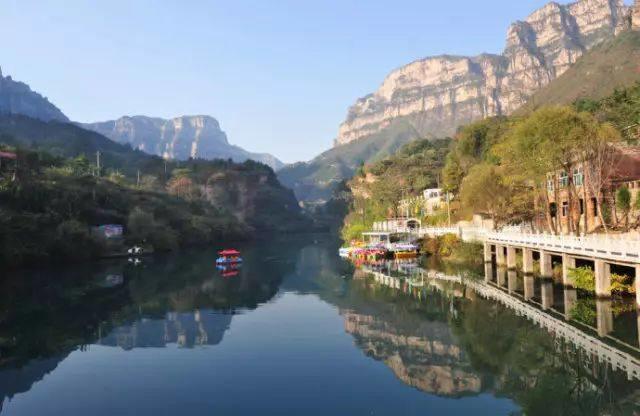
[216, 249, 243, 265]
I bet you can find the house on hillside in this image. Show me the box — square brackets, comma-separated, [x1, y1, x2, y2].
[542, 145, 640, 234]
[398, 188, 452, 218]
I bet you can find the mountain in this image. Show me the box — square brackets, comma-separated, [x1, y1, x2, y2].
[0, 115, 302, 230]
[0, 113, 309, 267]
[282, 0, 639, 204]
[516, 30, 640, 112]
[278, 118, 423, 204]
[82, 116, 284, 171]
[0, 67, 68, 123]
[336, 0, 632, 147]
[0, 114, 164, 176]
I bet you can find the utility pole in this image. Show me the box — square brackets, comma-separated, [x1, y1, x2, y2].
[96, 151, 101, 178]
[137, 170, 141, 188]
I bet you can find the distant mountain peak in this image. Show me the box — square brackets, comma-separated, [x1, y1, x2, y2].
[0, 69, 69, 123]
[82, 115, 284, 171]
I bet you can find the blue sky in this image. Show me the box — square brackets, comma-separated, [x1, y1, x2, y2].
[0, 0, 607, 162]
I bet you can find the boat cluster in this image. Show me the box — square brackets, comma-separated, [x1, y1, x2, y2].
[339, 241, 419, 262]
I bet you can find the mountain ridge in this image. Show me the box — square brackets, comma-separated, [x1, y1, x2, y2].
[335, 0, 632, 147]
[0, 67, 68, 123]
[279, 0, 640, 204]
[82, 115, 284, 171]
[0, 68, 284, 170]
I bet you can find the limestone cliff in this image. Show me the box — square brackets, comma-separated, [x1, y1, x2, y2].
[0, 67, 68, 123]
[336, 0, 630, 146]
[83, 115, 284, 171]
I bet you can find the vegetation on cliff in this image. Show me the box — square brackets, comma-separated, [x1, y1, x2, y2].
[278, 118, 432, 205]
[518, 31, 640, 115]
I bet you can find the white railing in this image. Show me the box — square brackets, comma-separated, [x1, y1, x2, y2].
[486, 231, 640, 264]
[367, 222, 640, 264]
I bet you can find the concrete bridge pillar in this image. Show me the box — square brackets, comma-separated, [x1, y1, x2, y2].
[524, 275, 535, 301]
[541, 281, 554, 310]
[562, 254, 576, 287]
[497, 267, 507, 288]
[496, 245, 506, 266]
[637, 310, 640, 347]
[507, 246, 517, 269]
[540, 250, 553, 278]
[523, 248, 534, 274]
[484, 262, 493, 283]
[595, 260, 612, 298]
[596, 298, 613, 337]
[563, 288, 577, 321]
[483, 243, 492, 263]
[507, 270, 519, 294]
[635, 265, 640, 308]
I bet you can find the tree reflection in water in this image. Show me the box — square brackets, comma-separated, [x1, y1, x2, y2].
[0, 237, 639, 415]
[339, 259, 640, 415]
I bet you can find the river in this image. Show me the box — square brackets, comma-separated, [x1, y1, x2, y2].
[1, 235, 639, 415]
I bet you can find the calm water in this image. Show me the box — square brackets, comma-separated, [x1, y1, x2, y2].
[2, 235, 640, 415]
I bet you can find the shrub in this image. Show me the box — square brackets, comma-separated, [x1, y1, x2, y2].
[568, 266, 595, 291]
[569, 298, 596, 325]
[438, 234, 460, 257]
[610, 273, 635, 295]
[341, 222, 370, 243]
[421, 237, 440, 256]
[616, 187, 631, 212]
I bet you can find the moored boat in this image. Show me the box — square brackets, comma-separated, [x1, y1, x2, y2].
[216, 249, 243, 265]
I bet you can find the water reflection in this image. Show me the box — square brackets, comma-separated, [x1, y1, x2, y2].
[0, 240, 298, 411]
[1, 237, 640, 415]
[97, 310, 233, 349]
[350, 259, 640, 414]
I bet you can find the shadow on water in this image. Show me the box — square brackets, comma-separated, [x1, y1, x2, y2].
[1, 235, 640, 415]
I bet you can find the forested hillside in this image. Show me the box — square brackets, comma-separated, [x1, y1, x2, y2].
[341, 139, 451, 241]
[341, 81, 640, 239]
[0, 116, 308, 267]
[278, 118, 430, 205]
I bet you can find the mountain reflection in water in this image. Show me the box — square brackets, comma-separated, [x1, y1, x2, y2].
[0, 236, 639, 415]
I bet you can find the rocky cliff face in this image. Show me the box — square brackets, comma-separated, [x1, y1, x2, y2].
[83, 115, 284, 171]
[0, 67, 68, 123]
[336, 0, 630, 146]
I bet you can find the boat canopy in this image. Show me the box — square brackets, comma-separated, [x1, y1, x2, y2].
[219, 249, 241, 256]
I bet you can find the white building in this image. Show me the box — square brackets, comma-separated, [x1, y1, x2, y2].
[398, 188, 450, 217]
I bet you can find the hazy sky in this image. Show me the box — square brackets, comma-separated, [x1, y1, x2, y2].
[0, 0, 604, 163]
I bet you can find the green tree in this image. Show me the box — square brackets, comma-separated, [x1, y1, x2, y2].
[616, 186, 631, 229]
